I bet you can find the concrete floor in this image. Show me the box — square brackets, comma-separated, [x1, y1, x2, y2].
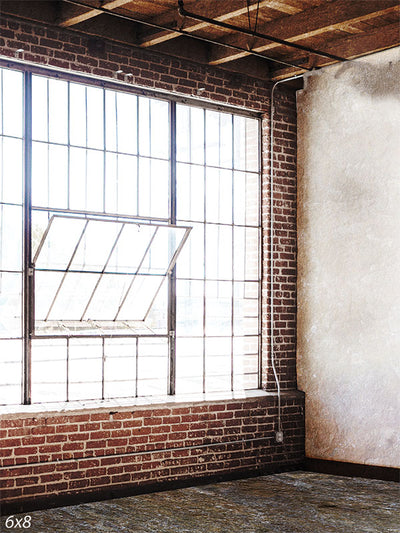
[2, 472, 399, 533]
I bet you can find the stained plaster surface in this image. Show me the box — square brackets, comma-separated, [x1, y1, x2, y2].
[1, 472, 399, 533]
[296, 47, 400, 468]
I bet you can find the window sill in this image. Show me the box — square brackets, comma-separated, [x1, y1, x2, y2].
[0, 389, 304, 418]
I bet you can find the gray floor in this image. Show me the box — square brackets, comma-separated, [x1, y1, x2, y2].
[2, 472, 399, 533]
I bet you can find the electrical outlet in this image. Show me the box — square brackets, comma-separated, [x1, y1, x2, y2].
[275, 431, 283, 443]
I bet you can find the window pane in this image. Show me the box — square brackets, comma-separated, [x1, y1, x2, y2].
[0, 273, 22, 338]
[47, 272, 100, 320]
[2, 69, 23, 138]
[116, 153, 137, 215]
[234, 116, 259, 172]
[117, 91, 137, 154]
[105, 91, 117, 151]
[104, 338, 136, 399]
[233, 282, 259, 336]
[31, 339, 67, 403]
[205, 280, 232, 336]
[117, 274, 164, 321]
[68, 338, 102, 400]
[70, 83, 87, 147]
[0, 339, 22, 404]
[87, 149, 104, 211]
[205, 337, 231, 392]
[49, 144, 68, 209]
[176, 337, 203, 394]
[0, 204, 22, 271]
[176, 222, 204, 280]
[176, 279, 203, 337]
[205, 224, 232, 280]
[206, 168, 232, 224]
[48, 79, 68, 144]
[69, 147, 87, 210]
[87, 86, 104, 149]
[1, 137, 23, 204]
[177, 163, 204, 222]
[137, 338, 168, 396]
[150, 99, 169, 159]
[234, 171, 259, 226]
[234, 226, 259, 281]
[138, 158, 169, 218]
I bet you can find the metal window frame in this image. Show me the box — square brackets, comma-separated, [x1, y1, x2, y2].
[0, 62, 262, 405]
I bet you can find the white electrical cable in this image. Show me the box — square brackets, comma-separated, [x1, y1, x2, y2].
[270, 74, 304, 437]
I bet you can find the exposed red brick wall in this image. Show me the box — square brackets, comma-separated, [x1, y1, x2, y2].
[0, 394, 304, 511]
[0, 13, 301, 509]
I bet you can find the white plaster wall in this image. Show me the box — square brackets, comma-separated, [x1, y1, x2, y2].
[297, 47, 400, 468]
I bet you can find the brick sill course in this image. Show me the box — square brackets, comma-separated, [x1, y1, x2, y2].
[0, 389, 304, 419]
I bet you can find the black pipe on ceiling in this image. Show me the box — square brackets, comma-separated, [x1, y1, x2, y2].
[62, 0, 313, 72]
[178, 0, 347, 64]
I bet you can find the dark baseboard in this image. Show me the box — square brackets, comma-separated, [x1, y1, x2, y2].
[0, 461, 303, 516]
[303, 458, 399, 482]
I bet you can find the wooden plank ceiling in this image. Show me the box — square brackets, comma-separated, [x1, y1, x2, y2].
[1, 0, 399, 80]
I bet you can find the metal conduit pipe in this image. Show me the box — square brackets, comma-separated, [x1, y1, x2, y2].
[63, 0, 313, 71]
[178, 0, 348, 64]
[270, 73, 304, 440]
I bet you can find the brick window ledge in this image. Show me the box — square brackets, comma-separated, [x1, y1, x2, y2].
[0, 389, 304, 419]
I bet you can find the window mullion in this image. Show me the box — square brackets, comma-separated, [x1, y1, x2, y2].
[22, 71, 33, 405]
[168, 101, 177, 396]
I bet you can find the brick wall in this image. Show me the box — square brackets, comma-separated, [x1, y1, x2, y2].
[0, 13, 301, 510]
[0, 394, 304, 513]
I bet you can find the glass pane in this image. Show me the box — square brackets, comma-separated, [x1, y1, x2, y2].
[138, 158, 169, 218]
[0, 274, 22, 338]
[0, 339, 22, 405]
[68, 338, 102, 401]
[34, 216, 87, 270]
[234, 171, 259, 226]
[104, 338, 136, 399]
[206, 168, 232, 224]
[105, 90, 117, 151]
[176, 222, 204, 280]
[205, 280, 232, 336]
[145, 281, 167, 333]
[177, 105, 207, 164]
[49, 144, 68, 209]
[33, 76, 48, 142]
[72, 219, 122, 272]
[233, 336, 259, 382]
[70, 83, 87, 147]
[150, 98, 169, 159]
[219, 112, 233, 168]
[2, 69, 23, 138]
[233, 373, 258, 390]
[31, 339, 67, 403]
[176, 337, 203, 394]
[47, 272, 100, 320]
[117, 91, 137, 154]
[177, 163, 204, 222]
[138, 97, 150, 157]
[140, 225, 187, 275]
[137, 338, 168, 396]
[87, 86, 104, 149]
[35, 271, 64, 321]
[0, 204, 22, 271]
[82, 273, 132, 321]
[117, 274, 164, 321]
[176, 279, 203, 337]
[205, 224, 232, 280]
[234, 116, 259, 172]
[117, 153, 137, 215]
[87, 149, 104, 212]
[233, 282, 259, 336]
[1, 137, 23, 204]
[234, 227, 259, 281]
[176, 105, 190, 162]
[69, 147, 87, 210]
[107, 223, 157, 274]
[48, 79, 68, 144]
[32, 141, 48, 207]
[205, 337, 231, 392]
[205, 110, 220, 166]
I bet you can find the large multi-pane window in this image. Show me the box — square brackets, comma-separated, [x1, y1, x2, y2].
[0, 65, 260, 405]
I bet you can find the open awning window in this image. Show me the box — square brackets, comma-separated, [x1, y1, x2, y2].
[33, 215, 191, 335]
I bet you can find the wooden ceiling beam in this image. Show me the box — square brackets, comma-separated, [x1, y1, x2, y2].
[139, 0, 302, 48]
[59, 0, 133, 27]
[270, 21, 400, 80]
[208, 0, 399, 65]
